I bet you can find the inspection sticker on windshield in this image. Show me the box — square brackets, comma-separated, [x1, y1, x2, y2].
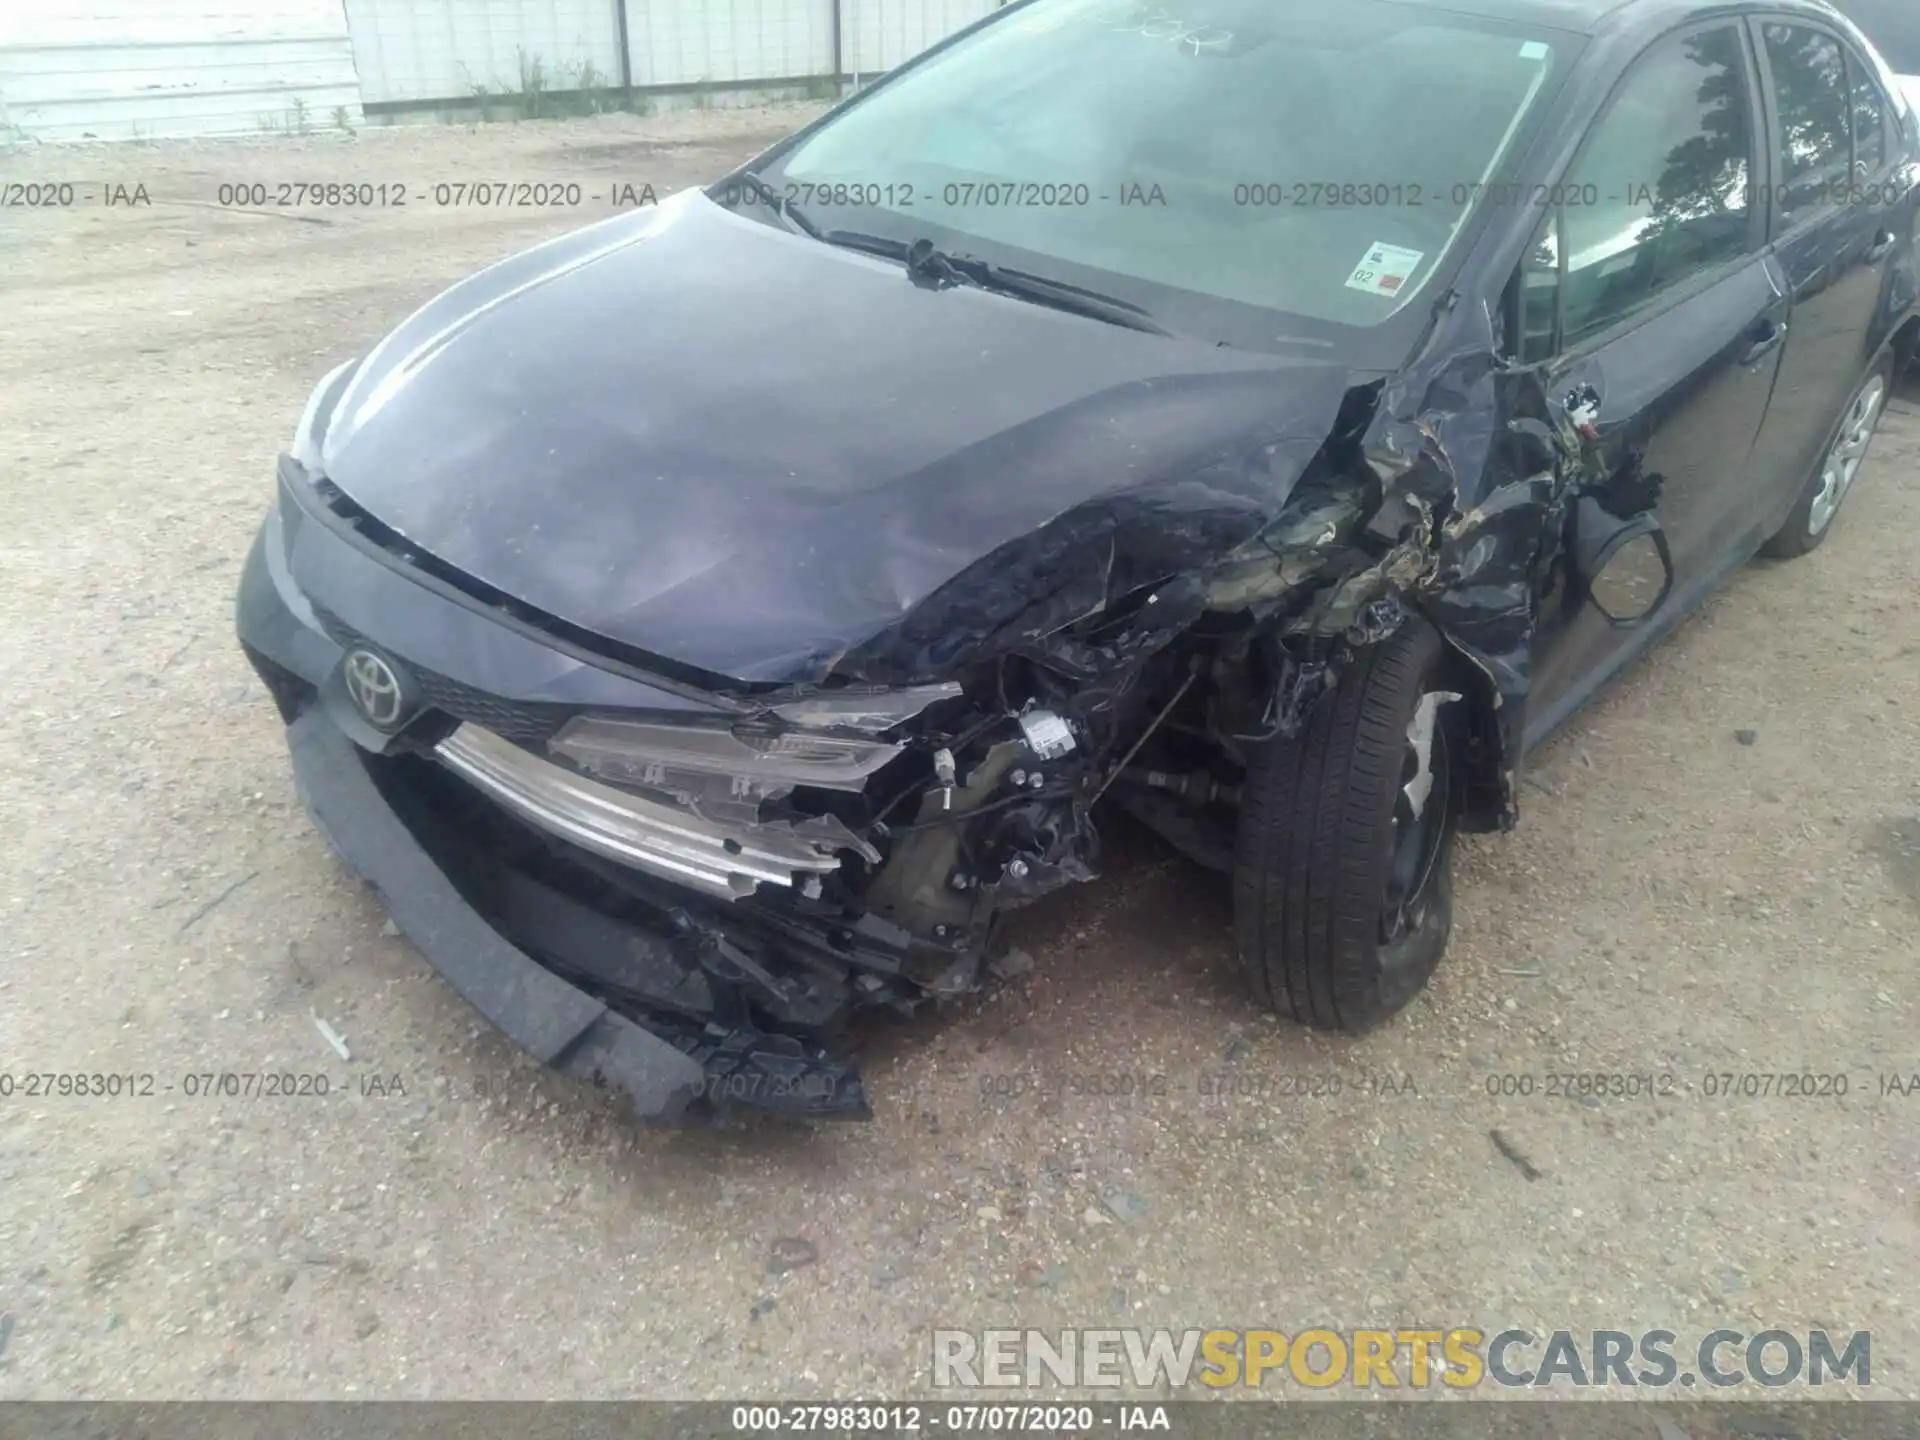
[1345, 243, 1425, 298]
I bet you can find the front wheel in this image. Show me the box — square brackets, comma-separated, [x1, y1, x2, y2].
[1232, 619, 1463, 1032]
[1761, 356, 1891, 560]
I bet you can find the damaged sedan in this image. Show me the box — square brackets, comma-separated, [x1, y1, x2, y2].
[237, 0, 1920, 1120]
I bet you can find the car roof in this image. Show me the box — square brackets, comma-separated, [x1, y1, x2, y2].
[1378, 0, 1853, 38]
[1375, 0, 1635, 30]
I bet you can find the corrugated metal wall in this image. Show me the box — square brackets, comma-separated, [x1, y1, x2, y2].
[343, 0, 626, 107]
[843, 0, 993, 76]
[0, 0, 363, 142]
[623, 0, 837, 87]
[343, 0, 996, 108]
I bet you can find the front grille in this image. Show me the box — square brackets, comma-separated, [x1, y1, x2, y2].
[314, 607, 576, 745]
[412, 670, 575, 745]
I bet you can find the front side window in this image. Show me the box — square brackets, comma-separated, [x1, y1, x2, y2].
[761, 0, 1565, 337]
[1765, 23, 1853, 219]
[1557, 25, 1757, 347]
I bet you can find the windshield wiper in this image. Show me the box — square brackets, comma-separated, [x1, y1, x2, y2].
[823, 232, 1174, 337]
[965, 260, 1174, 337]
[719, 169, 822, 240]
[817, 229, 915, 263]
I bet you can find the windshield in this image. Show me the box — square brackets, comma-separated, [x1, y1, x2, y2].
[758, 0, 1567, 340]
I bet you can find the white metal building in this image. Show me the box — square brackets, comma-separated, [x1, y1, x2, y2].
[0, 0, 363, 141]
[0, 0, 996, 142]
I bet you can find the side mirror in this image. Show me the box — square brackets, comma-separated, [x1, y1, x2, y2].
[1572, 496, 1673, 628]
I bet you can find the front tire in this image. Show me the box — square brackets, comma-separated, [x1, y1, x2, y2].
[1761, 356, 1891, 560]
[1231, 620, 1461, 1032]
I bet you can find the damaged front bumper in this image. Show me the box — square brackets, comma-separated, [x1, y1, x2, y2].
[236, 492, 1098, 1121]
[285, 705, 712, 1122]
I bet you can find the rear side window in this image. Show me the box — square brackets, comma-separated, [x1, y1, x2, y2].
[1849, 52, 1889, 174]
[1556, 25, 1757, 348]
[1764, 24, 1854, 219]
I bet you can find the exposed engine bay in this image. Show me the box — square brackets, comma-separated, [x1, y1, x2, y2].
[378, 643, 1252, 1119]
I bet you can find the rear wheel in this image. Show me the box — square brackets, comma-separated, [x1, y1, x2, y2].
[1232, 619, 1461, 1032]
[1762, 357, 1891, 560]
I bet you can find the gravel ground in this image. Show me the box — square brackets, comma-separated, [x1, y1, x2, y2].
[0, 107, 1917, 1403]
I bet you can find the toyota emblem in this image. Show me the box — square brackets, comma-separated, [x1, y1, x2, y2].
[342, 648, 408, 729]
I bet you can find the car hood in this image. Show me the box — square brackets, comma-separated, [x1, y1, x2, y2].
[318, 190, 1360, 685]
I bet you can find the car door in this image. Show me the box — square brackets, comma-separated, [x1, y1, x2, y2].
[1516, 20, 1787, 744]
[1742, 17, 1910, 538]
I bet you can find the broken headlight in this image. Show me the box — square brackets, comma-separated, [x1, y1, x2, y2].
[768, 682, 963, 735]
[548, 685, 965, 829]
[550, 717, 902, 797]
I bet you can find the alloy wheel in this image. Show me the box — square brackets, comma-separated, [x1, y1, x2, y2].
[1382, 690, 1460, 947]
[1808, 375, 1886, 536]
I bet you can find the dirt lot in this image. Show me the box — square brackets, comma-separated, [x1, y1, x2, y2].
[0, 107, 1917, 1402]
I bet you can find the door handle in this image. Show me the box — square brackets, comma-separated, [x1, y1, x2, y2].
[1739, 319, 1788, 366]
[1866, 231, 1898, 264]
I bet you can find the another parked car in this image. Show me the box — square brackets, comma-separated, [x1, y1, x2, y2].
[1835, 0, 1920, 84]
[238, 0, 1919, 1121]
